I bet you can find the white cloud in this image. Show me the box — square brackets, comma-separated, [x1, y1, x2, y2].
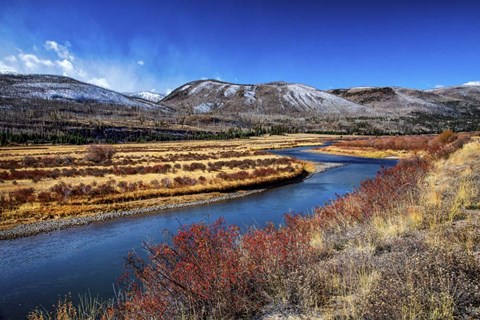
[0, 60, 18, 73]
[18, 53, 54, 69]
[165, 88, 172, 94]
[0, 39, 182, 93]
[5, 55, 17, 63]
[88, 77, 111, 89]
[463, 81, 480, 86]
[44, 40, 73, 60]
[137, 60, 144, 66]
[56, 59, 74, 75]
[434, 84, 445, 89]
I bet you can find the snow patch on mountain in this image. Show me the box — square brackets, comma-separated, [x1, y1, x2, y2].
[244, 86, 256, 104]
[189, 81, 215, 95]
[0, 74, 160, 109]
[282, 84, 366, 113]
[128, 91, 165, 103]
[224, 85, 240, 97]
[194, 103, 214, 113]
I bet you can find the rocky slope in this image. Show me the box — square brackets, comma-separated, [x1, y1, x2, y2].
[162, 80, 374, 115]
[327, 85, 480, 116]
[0, 74, 167, 110]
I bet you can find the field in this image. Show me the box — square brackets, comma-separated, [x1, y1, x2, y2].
[313, 130, 477, 158]
[28, 132, 480, 319]
[0, 134, 328, 232]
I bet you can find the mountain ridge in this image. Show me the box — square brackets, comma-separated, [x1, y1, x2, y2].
[1, 73, 479, 144]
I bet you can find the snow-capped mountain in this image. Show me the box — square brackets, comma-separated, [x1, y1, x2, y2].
[1, 73, 479, 125]
[327, 86, 480, 116]
[162, 80, 374, 115]
[127, 91, 165, 103]
[0, 74, 167, 110]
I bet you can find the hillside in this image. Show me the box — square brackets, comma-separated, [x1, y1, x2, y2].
[0, 74, 165, 109]
[0, 74, 187, 145]
[162, 80, 373, 115]
[1, 74, 480, 144]
[327, 85, 480, 116]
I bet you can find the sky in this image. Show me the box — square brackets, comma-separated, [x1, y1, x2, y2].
[0, 0, 479, 93]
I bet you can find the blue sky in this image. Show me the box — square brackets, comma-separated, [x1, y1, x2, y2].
[0, 0, 479, 93]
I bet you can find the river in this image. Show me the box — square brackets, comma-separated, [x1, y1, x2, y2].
[0, 146, 396, 319]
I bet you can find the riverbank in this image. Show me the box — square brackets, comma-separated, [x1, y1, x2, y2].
[309, 145, 413, 159]
[0, 160, 341, 240]
[2, 135, 334, 234]
[92, 135, 478, 320]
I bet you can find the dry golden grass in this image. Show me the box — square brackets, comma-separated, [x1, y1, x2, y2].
[314, 145, 416, 159]
[0, 134, 326, 230]
[305, 138, 480, 319]
[421, 137, 480, 227]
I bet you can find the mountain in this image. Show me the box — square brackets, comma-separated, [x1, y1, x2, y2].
[127, 91, 165, 103]
[0, 74, 165, 110]
[327, 85, 480, 116]
[1, 73, 479, 144]
[427, 85, 480, 115]
[162, 80, 374, 115]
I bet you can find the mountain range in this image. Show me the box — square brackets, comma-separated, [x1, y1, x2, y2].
[1, 73, 479, 143]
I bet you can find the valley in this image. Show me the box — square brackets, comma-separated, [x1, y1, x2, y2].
[1, 74, 479, 146]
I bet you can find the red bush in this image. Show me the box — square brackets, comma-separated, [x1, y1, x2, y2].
[121, 219, 263, 319]
[313, 157, 431, 226]
[9, 188, 35, 206]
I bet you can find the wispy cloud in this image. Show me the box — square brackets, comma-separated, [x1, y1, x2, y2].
[136, 60, 144, 66]
[44, 40, 73, 60]
[88, 77, 111, 89]
[18, 53, 54, 69]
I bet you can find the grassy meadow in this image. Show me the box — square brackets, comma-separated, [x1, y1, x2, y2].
[313, 130, 477, 159]
[0, 134, 328, 232]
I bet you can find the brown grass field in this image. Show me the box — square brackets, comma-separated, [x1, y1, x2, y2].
[0, 134, 331, 231]
[313, 131, 478, 159]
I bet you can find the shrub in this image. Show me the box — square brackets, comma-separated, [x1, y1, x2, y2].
[84, 145, 116, 164]
[121, 219, 264, 319]
[437, 129, 456, 144]
[37, 191, 56, 203]
[22, 156, 37, 166]
[360, 239, 480, 319]
[9, 188, 35, 206]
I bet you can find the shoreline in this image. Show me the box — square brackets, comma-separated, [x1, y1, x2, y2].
[0, 161, 341, 241]
[307, 148, 406, 159]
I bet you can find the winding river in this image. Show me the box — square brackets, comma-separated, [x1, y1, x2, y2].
[0, 146, 396, 320]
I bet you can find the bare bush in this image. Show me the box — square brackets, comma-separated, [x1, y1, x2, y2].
[84, 145, 116, 164]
